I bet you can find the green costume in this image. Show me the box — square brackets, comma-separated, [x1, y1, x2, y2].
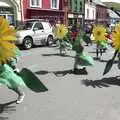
[96, 40, 108, 59]
[72, 32, 94, 73]
[0, 47, 48, 98]
[0, 64, 25, 89]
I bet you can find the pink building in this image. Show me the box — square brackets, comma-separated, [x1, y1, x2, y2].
[21, 0, 68, 25]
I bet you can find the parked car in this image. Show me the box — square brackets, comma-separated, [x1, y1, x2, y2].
[16, 19, 54, 49]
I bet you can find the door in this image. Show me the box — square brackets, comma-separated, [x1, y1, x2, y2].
[32, 22, 45, 45]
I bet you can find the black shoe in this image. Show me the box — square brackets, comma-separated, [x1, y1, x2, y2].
[73, 68, 88, 75]
[80, 67, 88, 75]
[73, 68, 79, 74]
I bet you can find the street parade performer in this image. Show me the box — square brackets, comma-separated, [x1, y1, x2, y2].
[103, 23, 120, 75]
[92, 25, 108, 60]
[0, 16, 48, 104]
[72, 32, 94, 74]
[55, 24, 72, 55]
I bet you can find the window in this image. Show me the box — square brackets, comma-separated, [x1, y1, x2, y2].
[75, 0, 77, 12]
[34, 22, 44, 30]
[30, 0, 42, 7]
[80, 1, 82, 12]
[51, 0, 59, 9]
[68, 0, 72, 11]
[93, 10, 94, 19]
[87, 9, 89, 19]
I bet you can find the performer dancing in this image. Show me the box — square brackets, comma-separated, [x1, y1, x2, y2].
[72, 32, 94, 74]
[0, 17, 48, 104]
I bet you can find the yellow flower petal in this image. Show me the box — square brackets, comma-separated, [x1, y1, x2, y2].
[112, 31, 120, 50]
[0, 17, 18, 63]
[0, 16, 16, 41]
[0, 36, 16, 41]
[115, 23, 120, 33]
[55, 24, 68, 39]
[0, 16, 9, 33]
[92, 25, 106, 42]
[0, 41, 17, 63]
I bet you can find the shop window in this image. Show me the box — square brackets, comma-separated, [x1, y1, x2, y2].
[51, 0, 59, 9]
[30, 0, 42, 7]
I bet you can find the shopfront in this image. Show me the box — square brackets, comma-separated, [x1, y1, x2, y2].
[25, 8, 65, 25]
[0, 7, 14, 25]
[0, 0, 22, 26]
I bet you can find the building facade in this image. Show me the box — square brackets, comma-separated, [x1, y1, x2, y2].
[21, 0, 67, 25]
[93, 0, 109, 25]
[0, 0, 21, 26]
[68, 0, 83, 26]
[85, 1, 96, 24]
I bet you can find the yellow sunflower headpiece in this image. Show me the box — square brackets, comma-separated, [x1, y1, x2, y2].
[112, 23, 120, 51]
[92, 25, 106, 42]
[0, 16, 16, 41]
[0, 16, 17, 64]
[114, 23, 120, 34]
[55, 24, 68, 39]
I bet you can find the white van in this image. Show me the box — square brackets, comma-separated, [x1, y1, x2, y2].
[16, 20, 54, 49]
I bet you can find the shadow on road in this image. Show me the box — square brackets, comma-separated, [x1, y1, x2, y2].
[42, 53, 74, 58]
[35, 69, 88, 77]
[92, 57, 118, 64]
[0, 100, 16, 120]
[35, 70, 72, 76]
[100, 59, 118, 63]
[82, 76, 120, 88]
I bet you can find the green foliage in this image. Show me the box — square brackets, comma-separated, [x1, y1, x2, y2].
[103, 2, 120, 10]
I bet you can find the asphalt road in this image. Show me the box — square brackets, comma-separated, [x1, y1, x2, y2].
[0, 44, 120, 120]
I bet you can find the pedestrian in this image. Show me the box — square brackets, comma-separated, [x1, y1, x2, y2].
[83, 24, 92, 46]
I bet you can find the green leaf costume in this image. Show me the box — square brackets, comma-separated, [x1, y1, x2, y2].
[73, 32, 94, 67]
[0, 64, 25, 89]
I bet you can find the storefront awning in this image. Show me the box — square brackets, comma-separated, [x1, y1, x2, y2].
[0, 1, 10, 7]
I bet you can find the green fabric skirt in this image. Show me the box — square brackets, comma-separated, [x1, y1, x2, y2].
[0, 64, 25, 89]
[75, 51, 94, 66]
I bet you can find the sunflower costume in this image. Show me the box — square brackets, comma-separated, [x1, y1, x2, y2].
[0, 17, 48, 104]
[103, 23, 120, 75]
[55, 24, 72, 55]
[92, 25, 108, 59]
[72, 32, 94, 74]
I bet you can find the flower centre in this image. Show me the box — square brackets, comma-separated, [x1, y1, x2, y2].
[97, 31, 101, 36]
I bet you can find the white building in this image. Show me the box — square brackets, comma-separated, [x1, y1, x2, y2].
[85, 0, 96, 24]
[0, 0, 21, 26]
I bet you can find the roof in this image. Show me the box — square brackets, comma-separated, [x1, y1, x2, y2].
[93, 0, 106, 7]
[108, 9, 120, 18]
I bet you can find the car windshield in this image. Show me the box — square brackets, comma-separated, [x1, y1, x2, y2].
[17, 22, 34, 30]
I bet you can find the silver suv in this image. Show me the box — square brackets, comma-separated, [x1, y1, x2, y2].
[16, 20, 54, 49]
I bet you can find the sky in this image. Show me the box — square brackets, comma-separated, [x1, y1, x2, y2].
[101, 0, 120, 3]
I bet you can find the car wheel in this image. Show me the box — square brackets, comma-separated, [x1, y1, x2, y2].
[23, 37, 33, 49]
[46, 36, 53, 46]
